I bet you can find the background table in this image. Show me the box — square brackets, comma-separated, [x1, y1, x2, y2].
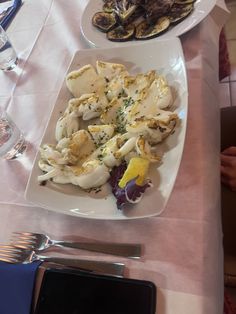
[0, 1, 229, 313]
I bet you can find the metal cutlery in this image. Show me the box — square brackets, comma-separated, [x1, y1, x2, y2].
[10, 232, 142, 259]
[0, 245, 125, 277]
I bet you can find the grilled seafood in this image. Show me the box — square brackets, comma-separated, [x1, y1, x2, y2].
[92, 0, 195, 41]
[38, 61, 179, 193]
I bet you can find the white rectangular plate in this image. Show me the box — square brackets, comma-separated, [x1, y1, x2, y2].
[25, 38, 188, 220]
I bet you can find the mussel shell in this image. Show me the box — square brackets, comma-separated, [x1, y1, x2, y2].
[92, 12, 117, 32]
[121, 5, 145, 25]
[103, 0, 115, 13]
[174, 0, 195, 4]
[168, 3, 193, 24]
[143, 0, 175, 24]
[114, 1, 138, 24]
[107, 24, 135, 41]
[135, 16, 170, 40]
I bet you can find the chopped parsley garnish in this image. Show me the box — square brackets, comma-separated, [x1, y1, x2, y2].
[116, 107, 126, 133]
[123, 97, 134, 108]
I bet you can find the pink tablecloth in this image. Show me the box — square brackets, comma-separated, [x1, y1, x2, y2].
[0, 1, 229, 313]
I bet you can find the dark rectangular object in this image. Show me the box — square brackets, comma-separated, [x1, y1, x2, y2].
[34, 268, 156, 314]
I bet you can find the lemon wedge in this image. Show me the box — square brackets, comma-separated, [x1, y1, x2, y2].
[118, 157, 150, 188]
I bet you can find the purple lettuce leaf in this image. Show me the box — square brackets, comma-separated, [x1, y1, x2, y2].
[109, 162, 152, 210]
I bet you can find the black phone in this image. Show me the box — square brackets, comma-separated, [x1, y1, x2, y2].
[34, 268, 156, 314]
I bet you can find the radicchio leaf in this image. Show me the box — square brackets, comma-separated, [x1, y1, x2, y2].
[109, 162, 152, 210]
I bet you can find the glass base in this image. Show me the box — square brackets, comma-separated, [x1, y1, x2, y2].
[4, 135, 27, 160]
[1, 57, 18, 71]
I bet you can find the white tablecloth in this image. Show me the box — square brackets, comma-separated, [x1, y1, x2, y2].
[0, 1, 229, 313]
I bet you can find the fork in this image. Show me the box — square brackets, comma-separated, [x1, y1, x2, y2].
[10, 232, 141, 259]
[0, 245, 125, 277]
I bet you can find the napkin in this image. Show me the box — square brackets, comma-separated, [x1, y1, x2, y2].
[0, 261, 41, 314]
[0, 0, 22, 29]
